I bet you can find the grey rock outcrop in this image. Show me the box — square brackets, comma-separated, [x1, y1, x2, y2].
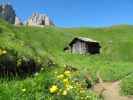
[0, 4, 55, 27]
[0, 4, 16, 24]
[27, 13, 54, 27]
[15, 16, 23, 26]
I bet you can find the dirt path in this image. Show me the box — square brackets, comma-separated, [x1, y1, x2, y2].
[92, 72, 133, 100]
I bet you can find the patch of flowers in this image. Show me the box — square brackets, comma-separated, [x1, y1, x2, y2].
[49, 85, 59, 93]
[49, 70, 100, 100]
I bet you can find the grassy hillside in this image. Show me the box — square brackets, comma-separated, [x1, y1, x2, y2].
[0, 19, 133, 99]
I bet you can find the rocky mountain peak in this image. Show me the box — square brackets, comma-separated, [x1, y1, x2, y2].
[27, 12, 54, 27]
[0, 4, 55, 27]
[15, 16, 23, 26]
[0, 4, 16, 24]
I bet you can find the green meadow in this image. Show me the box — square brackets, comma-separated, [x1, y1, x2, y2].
[0, 19, 133, 99]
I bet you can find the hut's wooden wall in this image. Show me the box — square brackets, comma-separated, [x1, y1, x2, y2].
[70, 40, 100, 54]
[71, 40, 87, 54]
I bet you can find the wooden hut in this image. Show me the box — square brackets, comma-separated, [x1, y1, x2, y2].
[64, 37, 101, 54]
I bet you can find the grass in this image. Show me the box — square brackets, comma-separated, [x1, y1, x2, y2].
[0, 19, 132, 99]
[121, 73, 133, 96]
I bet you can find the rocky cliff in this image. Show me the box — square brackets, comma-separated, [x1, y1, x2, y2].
[0, 4, 16, 24]
[27, 13, 54, 27]
[0, 4, 54, 27]
[15, 16, 23, 26]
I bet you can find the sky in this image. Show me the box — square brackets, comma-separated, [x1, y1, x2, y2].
[2, 0, 133, 27]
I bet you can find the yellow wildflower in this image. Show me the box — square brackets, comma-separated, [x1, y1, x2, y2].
[86, 96, 90, 98]
[49, 85, 58, 93]
[22, 88, 26, 92]
[41, 67, 44, 71]
[34, 72, 39, 76]
[37, 59, 41, 63]
[2, 50, 7, 54]
[62, 90, 67, 96]
[80, 90, 85, 93]
[63, 79, 69, 87]
[54, 71, 58, 74]
[17, 59, 22, 67]
[67, 85, 73, 90]
[81, 97, 84, 100]
[57, 74, 64, 79]
[64, 71, 71, 77]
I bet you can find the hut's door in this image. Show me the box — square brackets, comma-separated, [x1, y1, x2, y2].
[86, 43, 100, 54]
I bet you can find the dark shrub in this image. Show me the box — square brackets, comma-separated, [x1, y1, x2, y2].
[0, 50, 41, 78]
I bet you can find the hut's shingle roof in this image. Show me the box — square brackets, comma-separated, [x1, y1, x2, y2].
[68, 37, 99, 46]
[76, 37, 98, 43]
